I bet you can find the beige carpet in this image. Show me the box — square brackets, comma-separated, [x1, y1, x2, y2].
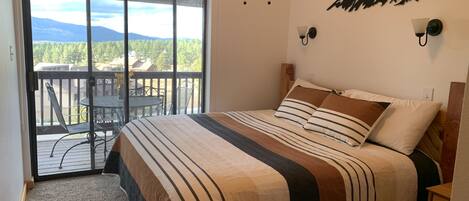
[27, 175, 128, 201]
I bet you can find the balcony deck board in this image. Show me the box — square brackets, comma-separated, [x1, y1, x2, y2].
[37, 138, 115, 176]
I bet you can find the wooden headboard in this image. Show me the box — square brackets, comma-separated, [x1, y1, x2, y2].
[279, 63, 295, 104]
[279, 63, 465, 183]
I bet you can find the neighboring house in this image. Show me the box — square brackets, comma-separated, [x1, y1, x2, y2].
[34, 63, 71, 71]
[101, 56, 157, 72]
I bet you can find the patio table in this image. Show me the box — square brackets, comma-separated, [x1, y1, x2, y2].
[80, 96, 162, 109]
[80, 95, 162, 124]
[79, 95, 163, 160]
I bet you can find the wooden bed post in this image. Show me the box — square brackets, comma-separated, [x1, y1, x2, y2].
[441, 82, 466, 183]
[279, 63, 295, 106]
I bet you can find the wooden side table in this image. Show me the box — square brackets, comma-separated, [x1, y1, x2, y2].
[427, 183, 452, 201]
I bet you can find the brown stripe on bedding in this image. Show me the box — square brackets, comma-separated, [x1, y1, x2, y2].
[287, 86, 330, 106]
[319, 94, 389, 126]
[119, 134, 171, 201]
[208, 113, 347, 201]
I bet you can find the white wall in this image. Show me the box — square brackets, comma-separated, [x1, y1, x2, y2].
[0, 0, 25, 200]
[209, 0, 290, 112]
[286, 0, 469, 107]
[12, 0, 33, 182]
[208, 0, 469, 197]
[284, 0, 469, 198]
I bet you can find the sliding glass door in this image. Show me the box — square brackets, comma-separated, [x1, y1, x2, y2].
[127, 1, 174, 119]
[23, 0, 206, 180]
[176, 0, 205, 114]
[28, 0, 98, 178]
[90, 0, 126, 174]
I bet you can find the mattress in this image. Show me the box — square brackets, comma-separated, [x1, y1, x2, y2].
[103, 110, 440, 201]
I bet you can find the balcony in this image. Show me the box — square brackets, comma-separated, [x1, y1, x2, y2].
[35, 70, 203, 176]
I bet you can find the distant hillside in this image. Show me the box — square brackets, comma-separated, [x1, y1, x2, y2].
[32, 17, 159, 42]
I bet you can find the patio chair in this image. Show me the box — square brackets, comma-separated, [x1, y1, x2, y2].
[129, 86, 166, 116]
[169, 87, 193, 115]
[45, 83, 104, 169]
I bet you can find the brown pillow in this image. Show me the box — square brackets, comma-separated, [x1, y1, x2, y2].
[275, 86, 330, 127]
[304, 94, 390, 146]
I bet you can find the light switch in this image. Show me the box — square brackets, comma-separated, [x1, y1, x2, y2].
[9, 46, 14, 61]
[422, 88, 434, 101]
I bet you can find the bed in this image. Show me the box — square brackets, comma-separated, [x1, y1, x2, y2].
[103, 64, 463, 201]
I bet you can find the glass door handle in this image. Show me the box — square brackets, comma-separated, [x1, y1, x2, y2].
[28, 71, 38, 92]
[89, 76, 96, 87]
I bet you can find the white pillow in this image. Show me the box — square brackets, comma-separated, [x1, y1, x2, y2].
[289, 79, 332, 93]
[341, 89, 442, 155]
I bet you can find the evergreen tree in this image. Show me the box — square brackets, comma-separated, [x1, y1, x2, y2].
[32, 39, 202, 71]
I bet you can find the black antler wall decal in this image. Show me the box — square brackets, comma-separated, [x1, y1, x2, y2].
[327, 0, 420, 12]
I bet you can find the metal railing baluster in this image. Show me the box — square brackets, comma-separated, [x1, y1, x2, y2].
[49, 79, 53, 126]
[142, 78, 146, 117]
[164, 78, 168, 115]
[77, 79, 81, 124]
[68, 78, 72, 125]
[40, 79, 44, 126]
[191, 78, 195, 114]
[185, 77, 188, 114]
[198, 78, 201, 113]
[177, 78, 181, 114]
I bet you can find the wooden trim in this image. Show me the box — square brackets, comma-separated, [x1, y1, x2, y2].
[279, 63, 295, 106]
[441, 82, 465, 183]
[427, 183, 452, 199]
[20, 183, 27, 201]
[19, 179, 34, 201]
[435, 111, 447, 130]
[26, 179, 34, 190]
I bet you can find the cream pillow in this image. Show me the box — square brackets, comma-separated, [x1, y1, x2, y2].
[341, 89, 442, 155]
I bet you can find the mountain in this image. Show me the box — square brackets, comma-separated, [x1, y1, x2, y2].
[32, 17, 159, 42]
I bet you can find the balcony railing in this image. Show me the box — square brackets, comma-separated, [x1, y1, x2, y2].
[36, 71, 203, 135]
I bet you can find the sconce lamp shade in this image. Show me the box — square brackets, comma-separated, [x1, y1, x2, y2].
[412, 18, 430, 35]
[297, 26, 308, 38]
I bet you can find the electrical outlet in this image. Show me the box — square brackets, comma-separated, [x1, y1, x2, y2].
[422, 88, 434, 101]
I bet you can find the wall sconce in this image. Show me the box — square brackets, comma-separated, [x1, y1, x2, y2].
[297, 26, 317, 46]
[412, 18, 443, 47]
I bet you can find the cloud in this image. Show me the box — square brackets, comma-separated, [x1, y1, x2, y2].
[91, 0, 124, 14]
[31, 0, 85, 12]
[30, 0, 203, 39]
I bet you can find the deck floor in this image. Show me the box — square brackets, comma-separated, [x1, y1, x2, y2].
[37, 137, 116, 176]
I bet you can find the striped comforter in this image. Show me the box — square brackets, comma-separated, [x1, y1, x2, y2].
[103, 110, 440, 201]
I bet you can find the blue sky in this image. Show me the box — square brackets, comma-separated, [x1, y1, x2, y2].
[30, 0, 203, 39]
